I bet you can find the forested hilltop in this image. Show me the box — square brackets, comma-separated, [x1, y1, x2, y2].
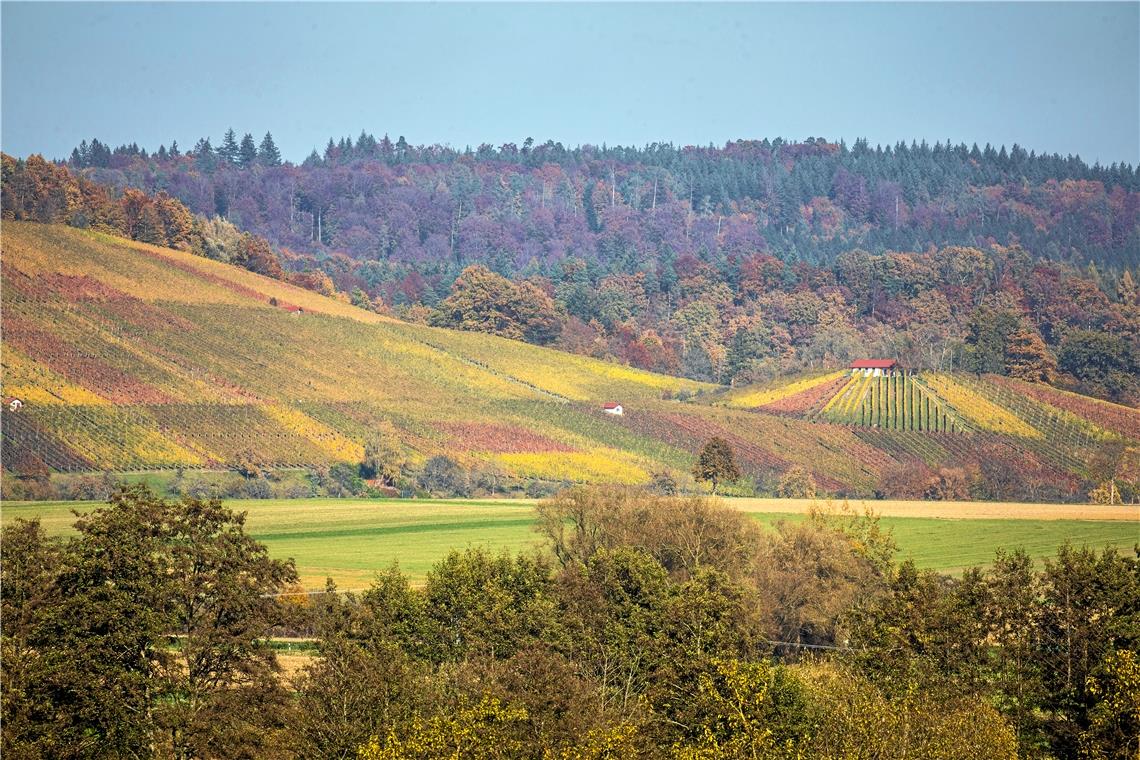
[8, 133, 1140, 402]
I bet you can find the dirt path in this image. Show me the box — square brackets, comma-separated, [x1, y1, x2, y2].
[726, 497, 1140, 522]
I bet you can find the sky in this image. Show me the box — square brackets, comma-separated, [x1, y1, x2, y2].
[2, 2, 1138, 165]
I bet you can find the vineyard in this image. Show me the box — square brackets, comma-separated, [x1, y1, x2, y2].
[820, 371, 965, 433]
[730, 366, 1139, 489]
[2, 223, 1138, 500]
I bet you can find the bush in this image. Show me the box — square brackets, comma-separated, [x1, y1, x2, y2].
[241, 477, 273, 499]
[524, 479, 561, 499]
[417, 456, 468, 497]
[649, 471, 678, 496]
[61, 472, 120, 501]
[329, 462, 365, 496]
[777, 465, 817, 499]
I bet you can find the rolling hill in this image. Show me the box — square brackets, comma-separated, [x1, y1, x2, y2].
[2, 222, 1137, 500]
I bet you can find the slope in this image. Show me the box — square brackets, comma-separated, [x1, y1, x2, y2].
[1, 223, 711, 484]
[3, 223, 1137, 501]
[718, 367, 1139, 499]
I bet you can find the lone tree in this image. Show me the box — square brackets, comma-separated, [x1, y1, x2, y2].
[693, 437, 741, 493]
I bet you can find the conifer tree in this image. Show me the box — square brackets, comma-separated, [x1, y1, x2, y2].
[219, 128, 240, 164]
[258, 132, 282, 166]
[239, 133, 258, 166]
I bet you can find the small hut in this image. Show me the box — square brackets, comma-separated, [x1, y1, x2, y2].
[849, 359, 898, 377]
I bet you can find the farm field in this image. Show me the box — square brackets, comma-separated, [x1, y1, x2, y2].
[4, 497, 1135, 590]
[3, 222, 1138, 502]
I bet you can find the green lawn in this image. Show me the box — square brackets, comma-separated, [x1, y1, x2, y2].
[747, 512, 1138, 574]
[3, 498, 1135, 590]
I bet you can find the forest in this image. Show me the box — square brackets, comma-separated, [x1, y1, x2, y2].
[3, 485, 1136, 759]
[4, 134, 1139, 404]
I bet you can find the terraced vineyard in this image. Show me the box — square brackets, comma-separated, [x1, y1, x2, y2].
[821, 371, 962, 432]
[2, 223, 1137, 500]
[730, 366, 1139, 491]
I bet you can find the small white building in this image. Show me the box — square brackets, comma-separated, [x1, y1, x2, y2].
[602, 402, 623, 416]
[850, 359, 899, 377]
[5, 398, 23, 412]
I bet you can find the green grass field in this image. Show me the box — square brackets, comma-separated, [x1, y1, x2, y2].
[3, 497, 1135, 590]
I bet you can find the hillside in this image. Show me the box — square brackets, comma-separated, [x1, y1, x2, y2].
[715, 368, 1139, 501]
[2, 222, 1137, 501]
[6, 151, 1139, 402]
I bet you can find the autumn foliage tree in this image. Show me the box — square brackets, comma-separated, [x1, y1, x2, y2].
[1004, 326, 1057, 383]
[0, 486, 296, 758]
[693, 437, 741, 493]
[432, 265, 563, 344]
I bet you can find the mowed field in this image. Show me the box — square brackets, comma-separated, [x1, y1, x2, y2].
[3, 497, 1135, 590]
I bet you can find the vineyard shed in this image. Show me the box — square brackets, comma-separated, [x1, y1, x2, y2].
[850, 359, 898, 377]
[602, 402, 624, 416]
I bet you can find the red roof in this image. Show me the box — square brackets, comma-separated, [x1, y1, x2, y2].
[850, 359, 897, 369]
[603, 402, 621, 409]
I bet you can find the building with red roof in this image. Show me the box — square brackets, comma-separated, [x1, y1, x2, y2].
[849, 359, 898, 376]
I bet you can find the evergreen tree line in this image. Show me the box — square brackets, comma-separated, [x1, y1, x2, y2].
[3, 485, 1136, 758]
[60, 130, 1140, 271]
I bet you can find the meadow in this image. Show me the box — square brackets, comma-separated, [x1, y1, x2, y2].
[4, 496, 1135, 590]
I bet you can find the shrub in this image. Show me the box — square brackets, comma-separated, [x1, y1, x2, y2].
[241, 477, 273, 499]
[777, 465, 817, 499]
[417, 456, 468, 497]
[649, 471, 678, 496]
[329, 462, 365, 497]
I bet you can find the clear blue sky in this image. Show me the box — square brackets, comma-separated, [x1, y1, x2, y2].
[3, 2, 1138, 165]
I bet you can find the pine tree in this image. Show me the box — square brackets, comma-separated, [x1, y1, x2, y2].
[193, 137, 216, 172]
[239, 133, 258, 167]
[257, 132, 282, 166]
[219, 128, 240, 164]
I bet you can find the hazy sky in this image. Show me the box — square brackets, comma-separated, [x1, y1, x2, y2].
[3, 2, 1138, 165]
